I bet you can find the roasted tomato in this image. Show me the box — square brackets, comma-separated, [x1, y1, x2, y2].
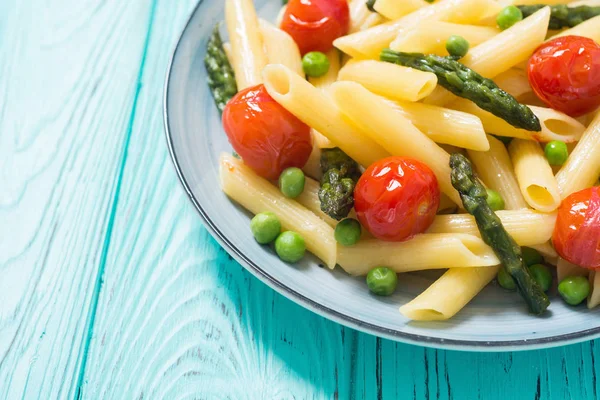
[528, 35, 600, 117]
[552, 187, 600, 269]
[354, 157, 440, 242]
[222, 84, 312, 180]
[280, 0, 350, 55]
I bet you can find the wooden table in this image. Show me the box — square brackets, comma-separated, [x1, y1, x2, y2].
[1, 0, 599, 398]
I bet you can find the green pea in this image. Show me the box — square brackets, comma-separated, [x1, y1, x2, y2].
[275, 231, 306, 263]
[279, 167, 305, 198]
[521, 247, 543, 266]
[446, 35, 470, 58]
[366, 267, 398, 296]
[302, 51, 330, 78]
[250, 212, 281, 244]
[544, 141, 569, 166]
[496, 6, 523, 30]
[486, 188, 505, 211]
[497, 266, 516, 291]
[528, 264, 552, 292]
[558, 276, 590, 306]
[335, 218, 362, 247]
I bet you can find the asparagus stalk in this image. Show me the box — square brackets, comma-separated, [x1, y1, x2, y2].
[449, 153, 550, 314]
[518, 4, 600, 29]
[319, 148, 362, 220]
[204, 25, 238, 114]
[380, 50, 542, 132]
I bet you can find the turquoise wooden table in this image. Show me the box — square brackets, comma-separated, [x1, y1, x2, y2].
[2, 1, 599, 398]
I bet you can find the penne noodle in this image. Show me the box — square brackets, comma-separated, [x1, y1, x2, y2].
[225, 0, 268, 89]
[309, 49, 341, 90]
[390, 22, 499, 56]
[334, 0, 501, 59]
[223, 42, 233, 64]
[532, 242, 558, 265]
[349, 0, 379, 34]
[427, 210, 557, 246]
[467, 135, 528, 210]
[360, 13, 387, 31]
[338, 234, 500, 276]
[381, 98, 489, 151]
[295, 177, 338, 228]
[509, 139, 561, 212]
[438, 193, 459, 214]
[589, 271, 600, 309]
[330, 81, 462, 205]
[400, 266, 500, 321]
[551, 15, 600, 43]
[263, 64, 390, 168]
[302, 142, 322, 181]
[494, 68, 532, 100]
[374, 0, 428, 20]
[276, 4, 287, 26]
[259, 20, 303, 76]
[452, 99, 586, 143]
[219, 154, 337, 268]
[555, 112, 600, 198]
[338, 60, 438, 102]
[557, 257, 589, 282]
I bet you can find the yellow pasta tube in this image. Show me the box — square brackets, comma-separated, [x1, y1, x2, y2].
[588, 271, 600, 309]
[557, 257, 589, 282]
[295, 177, 338, 228]
[399, 266, 500, 321]
[467, 135, 528, 210]
[225, 0, 268, 89]
[219, 154, 336, 268]
[309, 49, 341, 90]
[338, 234, 500, 276]
[452, 99, 586, 143]
[427, 210, 556, 246]
[551, 15, 600, 43]
[374, 0, 427, 20]
[494, 68, 532, 100]
[390, 22, 499, 55]
[334, 0, 501, 59]
[262, 64, 390, 168]
[259, 20, 303, 76]
[509, 139, 561, 212]
[330, 81, 462, 205]
[338, 60, 438, 102]
[555, 112, 600, 198]
[349, 0, 379, 33]
[302, 143, 322, 181]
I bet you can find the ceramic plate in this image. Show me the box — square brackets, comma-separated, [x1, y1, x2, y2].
[164, 0, 600, 351]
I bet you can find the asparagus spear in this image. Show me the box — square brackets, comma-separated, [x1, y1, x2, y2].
[319, 148, 362, 220]
[449, 153, 550, 314]
[518, 4, 600, 29]
[380, 50, 542, 132]
[204, 25, 238, 114]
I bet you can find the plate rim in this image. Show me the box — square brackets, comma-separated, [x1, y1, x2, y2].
[163, 0, 600, 351]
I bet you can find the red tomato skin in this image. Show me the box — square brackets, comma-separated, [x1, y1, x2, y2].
[280, 0, 350, 55]
[528, 35, 600, 117]
[222, 84, 312, 180]
[552, 187, 600, 269]
[354, 157, 441, 242]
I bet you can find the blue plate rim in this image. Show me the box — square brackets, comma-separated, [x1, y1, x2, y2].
[163, 0, 600, 351]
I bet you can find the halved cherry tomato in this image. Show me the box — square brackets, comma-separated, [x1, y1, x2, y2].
[552, 187, 600, 269]
[528, 35, 600, 117]
[222, 84, 312, 180]
[280, 0, 350, 55]
[354, 157, 440, 242]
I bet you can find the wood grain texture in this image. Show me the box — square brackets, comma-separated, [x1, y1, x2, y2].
[2, 0, 600, 399]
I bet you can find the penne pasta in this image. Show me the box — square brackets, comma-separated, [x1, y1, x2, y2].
[374, 0, 427, 20]
[381, 98, 489, 151]
[349, 0, 379, 34]
[334, 0, 501, 59]
[555, 112, 600, 198]
[309, 49, 341, 90]
[551, 15, 600, 43]
[390, 22, 499, 56]
[494, 68, 532, 100]
[225, 0, 268, 89]
[330, 81, 462, 205]
[399, 266, 500, 321]
[360, 13, 386, 31]
[427, 210, 557, 246]
[557, 257, 589, 282]
[452, 99, 586, 143]
[295, 177, 338, 228]
[509, 139, 561, 212]
[259, 19, 303, 76]
[589, 271, 600, 309]
[338, 234, 500, 276]
[302, 143, 322, 181]
[262, 64, 390, 168]
[338, 60, 438, 102]
[467, 135, 528, 210]
[220, 154, 337, 268]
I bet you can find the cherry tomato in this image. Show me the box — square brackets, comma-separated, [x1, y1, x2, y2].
[552, 187, 600, 269]
[280, 0, 350, 55]
[222, 84, 312, 180]
[528, 35, 600, 117]
[354, 157, 440, 242]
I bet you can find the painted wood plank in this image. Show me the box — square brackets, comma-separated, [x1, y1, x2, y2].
[0, 0, 155, 397]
